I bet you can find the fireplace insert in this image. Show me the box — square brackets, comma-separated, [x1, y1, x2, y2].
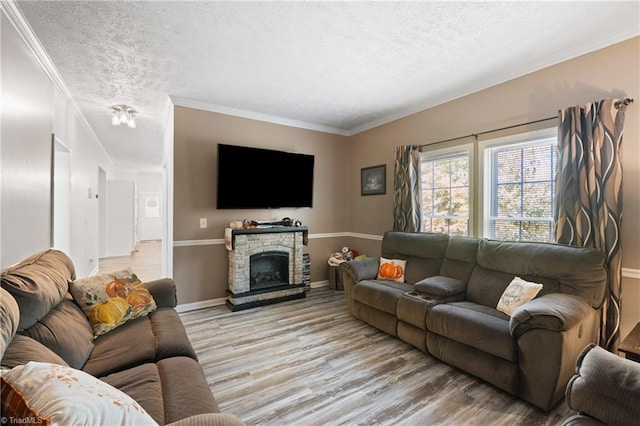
[250, 251, 289, 290]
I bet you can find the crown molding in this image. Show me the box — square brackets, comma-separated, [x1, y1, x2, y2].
[1, 0, 112, 164]
[170, 96, 351, 137]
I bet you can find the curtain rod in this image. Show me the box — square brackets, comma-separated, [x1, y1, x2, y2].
[420, 97, 634, 149]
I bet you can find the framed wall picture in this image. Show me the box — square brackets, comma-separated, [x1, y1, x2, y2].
[361, 164, 386, 196]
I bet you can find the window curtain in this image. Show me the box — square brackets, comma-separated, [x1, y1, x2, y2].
[393, 145, 421, 232]
[555, 98, 627, 351]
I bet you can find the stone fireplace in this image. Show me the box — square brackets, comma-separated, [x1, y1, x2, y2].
[226, 227, 308, 311]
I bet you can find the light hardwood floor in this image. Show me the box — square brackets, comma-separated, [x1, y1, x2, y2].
[180, 288, 572, 426]
[98, 240, 162, 282]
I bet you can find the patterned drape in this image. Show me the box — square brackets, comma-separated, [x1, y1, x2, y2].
[393, 145, 421, 232]
[555, 98, 627, 351]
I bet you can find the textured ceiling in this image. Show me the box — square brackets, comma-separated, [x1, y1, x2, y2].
[12, 1, 640, 168]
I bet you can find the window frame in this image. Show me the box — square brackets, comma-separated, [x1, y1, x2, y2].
[478, 127, 558, 241]
[418, 143, 474, 236]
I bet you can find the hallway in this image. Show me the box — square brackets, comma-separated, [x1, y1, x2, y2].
[98, 240, 163, 282]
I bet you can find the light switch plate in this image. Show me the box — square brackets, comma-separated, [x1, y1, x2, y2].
[200, 218, 207, 228]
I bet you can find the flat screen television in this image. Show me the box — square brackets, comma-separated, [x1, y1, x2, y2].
[217, 143, 315, 209]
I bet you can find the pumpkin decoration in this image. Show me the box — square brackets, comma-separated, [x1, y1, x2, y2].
[126, 290, 153, 315]
[377, 257, 406, 282]
[105, 279, 128, 298]
[89, 297, 130, 326]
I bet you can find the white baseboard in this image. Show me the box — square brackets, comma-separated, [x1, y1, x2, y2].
[176, 281, 330, 313]
[176, 297, 227, 313]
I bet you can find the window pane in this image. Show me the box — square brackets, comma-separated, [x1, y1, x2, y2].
[433, 162, 450, 188]
[493, 220, 521, 241]
[496, 184, 521, 217]
[520, 221, 553, 242]
[433, 188, 450, 216]
[431, 218, 448, 234]
[523, 182, 552, 217]
[451, 157, 469, 186]
[450, 187, 468, 216]
[496, 150, 521, 183]
[448, 219, 469, 236]
[422, 189, 433, 216]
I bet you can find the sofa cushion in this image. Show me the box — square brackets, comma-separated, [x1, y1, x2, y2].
[439, 236, 478, 282]
[82, 314, 156, 377]
[157, 356, 220, 424]
[20, 299, 94, 369]
[1, 334, 68, 369]
[1, 362, 157, 426]
[100, 363, 165, 425]
[475, 240, 606, 308]
[427, 301, 516, 362]
[70, 269, 157, 337]
[353, 280, 413, 315]
[1, 249, 75, 330]
[381, 231, 449, 284]
[149, 308, 197, 361]
[1, 287, 19, 359]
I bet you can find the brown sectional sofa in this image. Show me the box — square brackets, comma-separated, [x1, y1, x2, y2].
[342, 231, 607, 411]
[1, 249, 244, 426]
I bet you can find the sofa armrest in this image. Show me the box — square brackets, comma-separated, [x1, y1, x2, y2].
[341, 257, 380, 283]
[509, 293, 593, 338]
[562, 414, 605, 426]
[414, 276, 466, 298]
[166, 413, 246, 426]
[564, 343, 640, 426]
[145, 278, 178, 308]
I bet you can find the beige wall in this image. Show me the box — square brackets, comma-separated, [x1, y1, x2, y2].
[1, 13, 114, 276]
[172, 106, 351, 304]
[348, 37, 640, 339]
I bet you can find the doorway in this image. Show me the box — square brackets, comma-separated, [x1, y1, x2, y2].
[51, 136, 70, 254]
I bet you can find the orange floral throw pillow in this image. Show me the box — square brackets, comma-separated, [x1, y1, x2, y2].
[69, 269, 157, 338]
[377, 257, 407, 283]
[1, 362, 156, 425]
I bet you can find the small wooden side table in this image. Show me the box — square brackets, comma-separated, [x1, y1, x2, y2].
[619, 322, 640, 362]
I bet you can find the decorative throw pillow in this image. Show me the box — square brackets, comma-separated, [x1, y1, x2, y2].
[69, 269, 157, 337]
[1, 362, 157, 425]
[377, 257, 407, 283]
[496, 276, 543, 316]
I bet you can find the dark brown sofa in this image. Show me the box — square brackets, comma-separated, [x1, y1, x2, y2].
[1, 249, 243, 426]
[563, 343, 640, 426]
[342, 231, 607, 411]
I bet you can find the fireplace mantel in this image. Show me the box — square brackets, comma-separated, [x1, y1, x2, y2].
[226, 226, 308, 311]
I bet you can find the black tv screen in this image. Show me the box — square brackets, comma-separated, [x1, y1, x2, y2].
[217, 144, 314, 209]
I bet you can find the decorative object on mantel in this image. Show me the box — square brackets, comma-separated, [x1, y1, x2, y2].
[361, 164, 386, 196]
[228, 217, 302, 229]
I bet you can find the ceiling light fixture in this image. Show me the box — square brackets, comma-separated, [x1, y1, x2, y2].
[110, 104, 136, 128]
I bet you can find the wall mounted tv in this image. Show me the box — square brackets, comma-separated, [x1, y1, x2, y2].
[217, 143, 315, 209]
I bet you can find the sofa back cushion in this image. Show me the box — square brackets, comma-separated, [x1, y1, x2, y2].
[1, 249, 75, 330]
[20, 299, 94, 369]
[1, 288, 20, 360]
[467, 240, 606, 308]
[439, 236, 478, 282]
[381, 232, 450, 284]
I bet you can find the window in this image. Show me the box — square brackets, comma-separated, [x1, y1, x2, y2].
[482, 131, 557, 242]
[419, 146, 472, 236]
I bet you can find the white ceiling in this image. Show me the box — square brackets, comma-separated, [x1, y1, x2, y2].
[11, 1, 640, 169]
